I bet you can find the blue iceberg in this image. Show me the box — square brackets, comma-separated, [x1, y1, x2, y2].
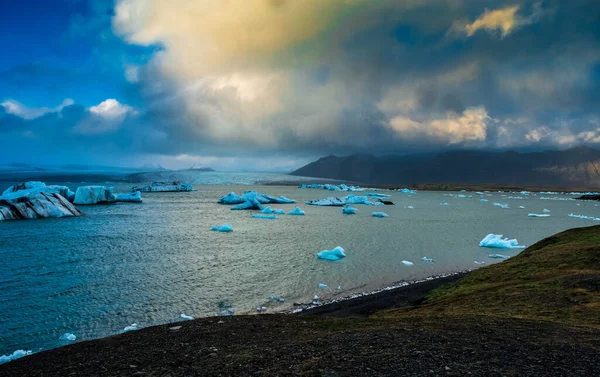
[317, 246, 346, 261]
[261, 206, 285, 215]
[318, 283, 328, 289]
[0, 350, 33, 365]
[342, 205, 358, 214]
[211, 224, 233, 232]
[421, 257, 435, 263]
[287, 207, 306, 215]
[479, 234, 525, 249]
[59, 333, 76, 342]
[219, 191, 296, 210]
[372, 212, 388, 218]
[252, 214, 278, 219]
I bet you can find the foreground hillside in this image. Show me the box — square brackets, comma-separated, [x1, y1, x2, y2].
[2, 226, 599, 376]
[291, 147, 600, 186]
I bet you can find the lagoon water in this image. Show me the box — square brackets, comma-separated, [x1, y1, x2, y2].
[1, 180, 598, 356]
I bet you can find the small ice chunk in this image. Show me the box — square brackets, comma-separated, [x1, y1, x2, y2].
[493, 202, 509, 209]
[261, 206, 285, 215]
[489, 254, 510, 259]
[312, 295, 320, 305]
[256, 306, 267, 313]
[318, 283, 328, 289]
[528, 213, 550, 217]
[59, 333, 76, 342]
[440, 202, 449, 206]
[252, 214, 278, 219]
[421, 257, 434, 263]
[474, 261, 486, 264]
[180, 313, 194, 321]
[402, 260, 414, 266]
[287, 207, 306, 216]
[267, 295, 285, 303]
[342, 205, 358, 214]
[519, 206, 525, 209]
[0, 350, 33, 365]
[479, 234, 525, 249]
[543, 208, 551, 213]
[122, 323, 139, 333]
[480, 199, 489, 203]
[372, 212, 388, 218]
[407, 205, 415, 209]
[211, 224, 233, 232]
[317, 246, 346, 261]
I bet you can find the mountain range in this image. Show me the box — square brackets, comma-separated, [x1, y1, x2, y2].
[290, 147, 600, 187]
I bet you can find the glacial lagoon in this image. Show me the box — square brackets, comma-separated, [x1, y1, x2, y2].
[1, 183, 598, 356]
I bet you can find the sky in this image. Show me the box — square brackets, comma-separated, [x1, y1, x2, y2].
[1, 0, 599, 171]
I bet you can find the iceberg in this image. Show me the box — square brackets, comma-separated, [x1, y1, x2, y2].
[287, 207, 306, 216]
[219, 191, 296, 210]
[407, 205, 415, 209]
[267, 295, 285, 303]
[489, 254, 510, 259]
[528, 213, 550, 217]
[261, 206, 285, 215]
[480, 199, 489, 203]
[217, 192, 245, 204]
[211, 224, 233, 232]
[317, 246, 346, 261]
[479, 234, 525, 249]
[421, 257, 434, 263]
[372, 212, 388, 217]
[252, 214, 277, 219]
[402, 260, 414, 266]
[399, 188, 416, 194]
[458, 194, 472, 198]
[74, 186, 117, 205]
[121, 323, 140, 333]
[306, 197, 346, 206]
[312, 295, 320, 305]
[2, 181, 75, 202]
[0, 349, 32, 365]
[366, 193, 391, 198]
[342, 205, 358, 214]
[318, 283, 328, 289]
[543, 208, 551, 213]
[519, 206, 525, 209]
[231, 198, 264, 210]
[493, 202, 509, 209]
[440, 202, 449, 206]
[0, 190, 83, 221]
[59, 333, 76, 342]
[132, 181, 193, 192]
[115, 191, 142, 203]
[180, 313, 194, 321]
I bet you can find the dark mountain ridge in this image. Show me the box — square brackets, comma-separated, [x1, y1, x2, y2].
[290, 146, 600, 187]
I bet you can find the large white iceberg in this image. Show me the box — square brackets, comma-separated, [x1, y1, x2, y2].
[287, 207, 306, 215]
[115, 191, 142, 203]
[132, 181, 193, 192]
[372, 212, 388, 218]
[2, 181, 75, 202]
[0, 349, 32, 365]
[211, 224, 233, 232]
[74, 186, 117, 205]
[0, 190, 83, 221]
[317, 246, 346, 261]
[479, 234, 525, 249]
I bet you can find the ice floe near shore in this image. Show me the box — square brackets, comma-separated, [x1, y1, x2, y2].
[0, 349, 32, 365]
[0, 190, 83, 221]
[372, 212, 388, 218]
[211, 224, 233, 232]
[317, 246, 346, 261]
[287, 207, 305, 215]
[59, 333, 76, 342]
[479, 234, 525, 249]
[132, 181, 193, 192]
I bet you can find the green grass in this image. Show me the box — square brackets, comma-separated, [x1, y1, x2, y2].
[377, 225, 600, 328]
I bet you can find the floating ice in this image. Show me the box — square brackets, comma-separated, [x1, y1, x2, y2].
[256, 306, 268, 313]
[399, 188, 417, 194]
[479, 234, 525, 249]
[287, 207, 306, 216]
[407, 205, 415, 209]
[458, 194, 472, 198]
[489, 254, 510, 259]
[317, 246, 346, 261]
[0, 350, 32, 365]
[474, 261, 486, 265]
[569, 213, 600, 220]
[440, 202, 449, 206]
[267, 295, 285, 303]
[342, 205, 358, 214]
[312, 295, 320, 305]
[519, 206, 525, 209]
[402, 260, 414, 266]
[0, 190, 83, 221]
[493, 202, 509, 209]
[421, 257, 435, 263]
[59, 333, 76, 342]
[306, 197, 346, 206]
[299, 183, 364, 192]
[261, 206, 285, 215]
[211, 224, 233, 232]
[366, 193, 391, 198]
[74, 186, 117, 205]
[122, 323, 139, 333]
[180, 313, 194, 321]
[480, 199, 489, 202]
[528, 213, 550, 217]
[318, 283, 328, 289]
[252, 214, 277, 219]
[115, 191, 142, 203]
[220, 191, 295, 210]
[132, 181, 193, 192]
[372, 212, 388, 218]
[2, 181, 75, 202]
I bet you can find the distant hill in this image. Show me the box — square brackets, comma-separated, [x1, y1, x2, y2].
[186, 165, 215, 172]
[290, 146, 600, 187]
